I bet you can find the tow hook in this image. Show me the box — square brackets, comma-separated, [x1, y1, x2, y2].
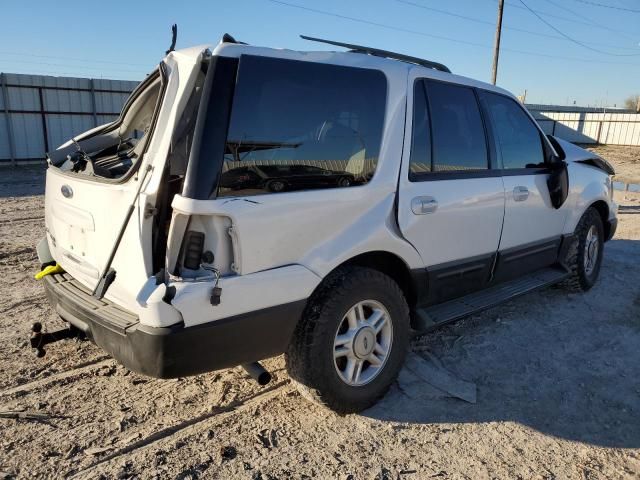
[29, 322, 82, 358]
[242, 362, 272, 386]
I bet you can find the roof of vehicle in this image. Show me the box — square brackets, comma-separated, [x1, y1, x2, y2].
[169, 37, 515, 99]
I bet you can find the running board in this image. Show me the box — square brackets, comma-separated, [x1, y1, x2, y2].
[414, 266, 569, 332]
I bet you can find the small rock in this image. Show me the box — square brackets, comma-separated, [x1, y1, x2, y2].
[64, 444, 80, 459]
[85, 446, 114, 456]
[220, 445, 237, 461]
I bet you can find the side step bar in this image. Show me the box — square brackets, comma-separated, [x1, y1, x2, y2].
[414, 266, 569, 332]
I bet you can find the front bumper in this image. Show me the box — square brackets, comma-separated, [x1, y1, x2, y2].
[43, 273, 304, 378]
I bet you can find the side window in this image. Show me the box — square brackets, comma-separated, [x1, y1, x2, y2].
[219, 56, 387, 197]
[426, 80, 488, 172]
[481, 92, 544, 169]
[409, 80, 432, 179]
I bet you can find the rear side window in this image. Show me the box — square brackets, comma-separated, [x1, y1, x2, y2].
[218, 56, 387, 197]
[481, 92, 544, 169]
[409, 80, 431, 178]
[424, 80, 488, 173]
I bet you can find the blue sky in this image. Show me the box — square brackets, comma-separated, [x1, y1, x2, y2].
[1, 0, 639, 107]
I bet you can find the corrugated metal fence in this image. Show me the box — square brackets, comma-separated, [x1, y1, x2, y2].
[2, 72, 639, 166]
[528, 109, 640, 146]
[0, 73, 138, 165]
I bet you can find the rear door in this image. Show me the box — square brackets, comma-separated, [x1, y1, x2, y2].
[44, 53, 205, 310]
[478, 91, 569, 282]
[397, 76, 505, 304]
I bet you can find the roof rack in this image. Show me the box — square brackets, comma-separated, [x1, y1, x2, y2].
[300, 35, 451, 73]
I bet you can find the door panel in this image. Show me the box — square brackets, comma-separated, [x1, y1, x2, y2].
[399, 177, 505, 267]
[398, 74, 505, 304]
[500, 173, 567, 250]
[426, 252, 496, 304]
[478, 90, 569, 277]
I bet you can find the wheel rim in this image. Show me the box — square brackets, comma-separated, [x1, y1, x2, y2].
[270, 181, 284, 192]
[333, 300, 393, 386]
[584, 225, 599, 275]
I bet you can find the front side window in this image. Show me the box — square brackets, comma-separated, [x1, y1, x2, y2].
[218, 56, 387, 197]
[481, 92, 544, 169]
[426, 80, 488, 172]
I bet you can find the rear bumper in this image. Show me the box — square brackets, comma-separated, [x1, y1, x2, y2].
[43, 273, 304, 378]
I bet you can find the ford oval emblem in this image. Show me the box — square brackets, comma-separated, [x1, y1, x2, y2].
[61, 185, 73, 198]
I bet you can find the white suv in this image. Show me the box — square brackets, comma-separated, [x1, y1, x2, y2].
[36, 35, 617, 413]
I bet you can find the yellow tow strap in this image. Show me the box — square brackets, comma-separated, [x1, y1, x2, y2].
[34, 264, 65, 280]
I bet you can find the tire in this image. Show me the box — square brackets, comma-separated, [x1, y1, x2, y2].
[337, 176, 351, 188]
[266, 180, 286, 193]
[286, 266, 409, 413]
[561, 207, 604, 292]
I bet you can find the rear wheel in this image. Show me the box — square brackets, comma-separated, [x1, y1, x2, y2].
[561, 207, 604, 292]
[337, 176, 351, 188]
[286, 266, 409, 413]
[266, 180, 286, 192]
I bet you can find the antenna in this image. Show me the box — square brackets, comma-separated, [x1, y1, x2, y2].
[166, 24, 177, 55]
[300, 35, 451, 73]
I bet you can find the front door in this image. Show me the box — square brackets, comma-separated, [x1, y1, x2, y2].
[478, 91, 569, 282]
[397, 76, 505, 304]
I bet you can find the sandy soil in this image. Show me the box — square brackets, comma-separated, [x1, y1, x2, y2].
[588, 145, 640, 184]
[0, 148, 639, 479]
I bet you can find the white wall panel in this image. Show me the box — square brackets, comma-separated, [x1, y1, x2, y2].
[45, 114, 95, 150]
[11, 113, 44, 158]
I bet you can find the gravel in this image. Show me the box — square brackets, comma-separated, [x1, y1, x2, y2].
[1, 148, 639, 479]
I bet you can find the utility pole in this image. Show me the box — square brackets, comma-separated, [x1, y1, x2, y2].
[491, 0, 505, 85]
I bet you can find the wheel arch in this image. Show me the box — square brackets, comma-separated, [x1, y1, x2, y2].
[315, 250, 422, 310]
[588, 200, 611, 238]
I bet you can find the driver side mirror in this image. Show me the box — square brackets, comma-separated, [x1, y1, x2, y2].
[547, 159, 569, 209]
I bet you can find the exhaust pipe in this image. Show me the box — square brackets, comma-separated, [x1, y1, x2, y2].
[242, 362, 271, 386]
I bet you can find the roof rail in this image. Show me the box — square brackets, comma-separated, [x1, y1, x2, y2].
[300, 35, 451, 73]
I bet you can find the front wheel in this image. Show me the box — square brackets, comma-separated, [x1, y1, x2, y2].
[286, 266, 409, 413]
[561, 207, 604, 292]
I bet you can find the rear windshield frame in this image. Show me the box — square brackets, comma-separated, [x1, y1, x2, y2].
[47, 64, 167, 185]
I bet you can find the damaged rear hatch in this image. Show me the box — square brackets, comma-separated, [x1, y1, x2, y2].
[43, 46, 209, 313]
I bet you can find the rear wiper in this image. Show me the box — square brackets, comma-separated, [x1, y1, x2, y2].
[68, 138, 94, 173]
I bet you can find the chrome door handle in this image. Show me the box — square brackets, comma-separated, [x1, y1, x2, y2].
[513, 186, 529, 202]
[411, 196, 438, 214]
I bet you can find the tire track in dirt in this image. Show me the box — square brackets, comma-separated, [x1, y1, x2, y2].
[66, 380, 290, 478]
[0, 247, 35, 259]
[0, 216, 44, 225]
[0, 294, 44, 314]
[0, 357, 113, 399]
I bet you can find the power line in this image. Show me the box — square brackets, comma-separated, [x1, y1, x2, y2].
[481, 0, 638, 39]
[0, 51, 150, 67]
[397, 0, 640, 52]
[267, 0, 491, 50]
[267, 0, 640, 65]
[569, 0, 640, 13]
[0, 57, 150, 74]
[541, 0, 618, 28]
[517, 0, 640, 56]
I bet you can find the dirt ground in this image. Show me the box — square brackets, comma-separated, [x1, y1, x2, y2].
[1, 147, 639, 480]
